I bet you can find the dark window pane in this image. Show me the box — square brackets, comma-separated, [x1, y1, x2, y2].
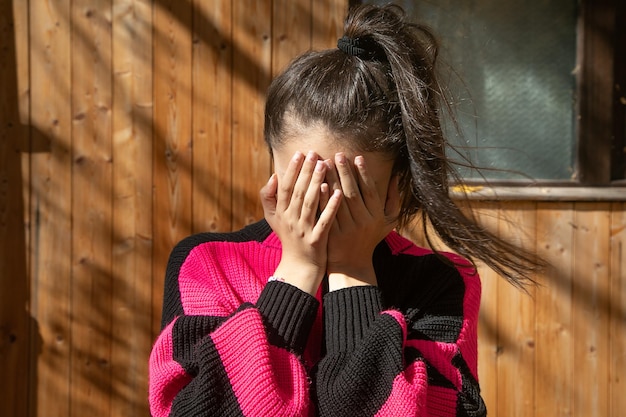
[367, 0, 578, 181]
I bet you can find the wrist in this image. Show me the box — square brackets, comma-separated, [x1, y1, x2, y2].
[327, 267, 377, 291]
[273, 260, 324, 296]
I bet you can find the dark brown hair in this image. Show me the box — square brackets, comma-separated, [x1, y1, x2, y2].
[264, 4, 542, 288]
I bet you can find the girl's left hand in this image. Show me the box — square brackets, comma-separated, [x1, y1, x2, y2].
[323, 153, 399, 290]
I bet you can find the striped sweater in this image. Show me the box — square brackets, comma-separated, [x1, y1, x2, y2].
[149, 220, 486, 416]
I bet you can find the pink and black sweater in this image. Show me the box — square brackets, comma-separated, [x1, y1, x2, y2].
[149, 220, 486, 416]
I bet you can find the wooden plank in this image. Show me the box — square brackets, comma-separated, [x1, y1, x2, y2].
[534, 202, 575, 416]
[15, 0, 34, 412]
[272, 0, 311, 77]
[0, 0, 30, 415]
[231, 0, 272, 230]
[192, 0, 232, 233]
[152, 0, 193, 334]
[472, 202, 501, 413]
[312, 0, 347, 50]
[609, 202, 626, 416]
[28, 0, 73, 415]
[70, 0, 113, 415]
[495, 202, 537, 417]
[111, 0, 153, 415]
[571, 203, 611, 416]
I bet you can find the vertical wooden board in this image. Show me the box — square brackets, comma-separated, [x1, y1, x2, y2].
[609, 203, 626, 416]
[311, 0, 347, 50]
[28, 0, 73, 416]
[152, 0, 193, 334]
[12, 0, 32, 285]
[111, 0, 153, 415]
[192, 0, 232, 234]
[231, 0, 272, 230]
[0, 0, 30, 416]
[534, 202, 574, 417]
[471, 202, 501, 413]
[70, 0, 113, 415]
[16, 0, 34, 411]
[571, 203, 611, 417]
[495, 202, 537, 417]
[272, 0, 312, 77]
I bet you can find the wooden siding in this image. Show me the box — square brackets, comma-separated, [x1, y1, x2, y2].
[0, 1, 624, 416]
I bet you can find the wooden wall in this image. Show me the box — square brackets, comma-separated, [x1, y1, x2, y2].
[0, 0, 624, 416]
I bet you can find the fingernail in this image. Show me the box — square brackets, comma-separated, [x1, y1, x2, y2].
[292, 151, 303, 162]
[315, 160, 325, 172]
[336, 153, 346, 165]
[306, 150, 317, 161]
[355, 155, 365, 166]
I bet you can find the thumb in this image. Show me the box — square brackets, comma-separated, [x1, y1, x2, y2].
[260, 173, 278, 216]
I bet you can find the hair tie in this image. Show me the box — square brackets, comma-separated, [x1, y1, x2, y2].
[337, 36, 386, 61]
[337, 36, 366, 57]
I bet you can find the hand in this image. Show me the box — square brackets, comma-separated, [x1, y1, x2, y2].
[322, 153, 400, 290]
[260, 151, 342, 295]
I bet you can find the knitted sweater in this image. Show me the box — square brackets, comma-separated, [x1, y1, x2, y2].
[149, 220, 486, 417]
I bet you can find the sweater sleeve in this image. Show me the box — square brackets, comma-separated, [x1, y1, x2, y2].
[149, 239, 319, 417]
[314, 268, 486, 417]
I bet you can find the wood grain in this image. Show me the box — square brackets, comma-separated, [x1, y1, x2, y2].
[272, 0, 312, 77]
[231, 0, 272, 230]
[572, 203, 611, 417]
[152, 0, 193, 334]
[312, 0, 347, 50]
[473, 202, 501, 413]
[0, 0, 30, 415]
[70, 0, 114, 415]
[609, 202, 626, 415]
[111, 0, 153, 415]
[495, 202, 537, 417]
[535, 202, 575, 416]
[28, 0, 73, 416]
[192, 0, 233, 234]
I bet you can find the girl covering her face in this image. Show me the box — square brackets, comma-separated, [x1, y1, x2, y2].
[149, 4, 540, 416]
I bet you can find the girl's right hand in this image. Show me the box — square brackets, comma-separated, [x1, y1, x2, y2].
[260, 151, 342, 295]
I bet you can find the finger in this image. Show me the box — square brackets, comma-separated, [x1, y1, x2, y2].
[312, 189, 342, 239]
[354, 155, 383, 214]
[260, 173, 278, 216]
[277, 151, 305, 210]
[290, 151, 319, 212]
[301, 160, 327, 223]
[319, 182, 330, 212]
[324, 159, 341, 193]
[335, 152, 367, 217]
[335, 152, 360, 199]
[324, 158, 350, 225]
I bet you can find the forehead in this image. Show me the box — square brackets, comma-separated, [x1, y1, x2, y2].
[272, 123, 352, 159]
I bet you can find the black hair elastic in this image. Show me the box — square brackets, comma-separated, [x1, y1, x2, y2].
[337, 36, 386, 61]
[337, 36, 366, 57]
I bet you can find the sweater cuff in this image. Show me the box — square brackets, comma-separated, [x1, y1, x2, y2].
[256, 281, 320, 355]
[323, 286, 384, 354]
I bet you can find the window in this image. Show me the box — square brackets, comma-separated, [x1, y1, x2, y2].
[362, 0, 626, 192]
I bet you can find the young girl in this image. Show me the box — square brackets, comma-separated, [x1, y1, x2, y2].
[149, 4, 537, 416]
